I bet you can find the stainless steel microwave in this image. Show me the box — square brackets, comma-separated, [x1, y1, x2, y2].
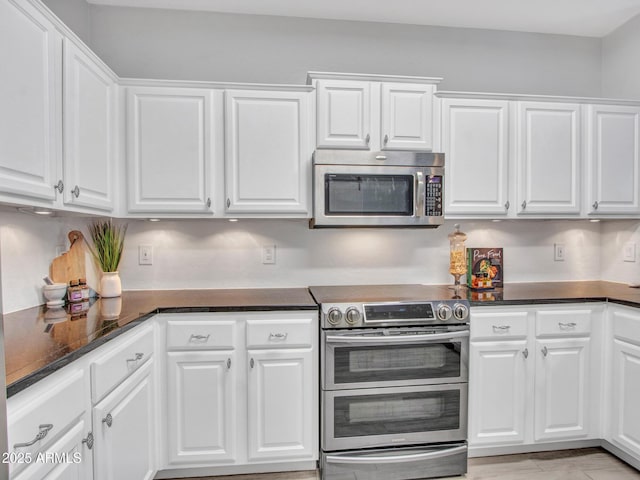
[310, 150, 445, 228]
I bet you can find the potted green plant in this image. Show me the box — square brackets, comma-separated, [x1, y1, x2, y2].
[88, 219, 127, 298]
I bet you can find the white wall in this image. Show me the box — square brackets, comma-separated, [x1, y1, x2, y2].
[118, 219, 602, 291]
[600, 220, 640, 285]
[602, 13, 640, 99]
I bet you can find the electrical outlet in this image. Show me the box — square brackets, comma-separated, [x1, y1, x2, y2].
[554, 243, 565, 262]
[262, 245, 276, 265]
[138, 245, 153, 265]
[623, 243, 637, 263]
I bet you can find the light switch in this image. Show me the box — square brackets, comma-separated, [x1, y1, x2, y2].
[262, 245, 276, 264]
[139, 245, 153, 265]
[623, 243, 636, 263]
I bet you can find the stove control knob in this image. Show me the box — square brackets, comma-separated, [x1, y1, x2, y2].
[453, 303, 469, 321]
[327, 308, 343, 325]
[345, 307, 362, 325]
[437, 304, 452, 321]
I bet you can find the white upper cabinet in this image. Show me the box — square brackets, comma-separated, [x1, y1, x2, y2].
[441, 98, 510, 215]
[316, 81, 371, 149]
[126, 86, 214, 214]
[516, 102, 581, 215]
[0, 0, 62, 201]
[380, 83, 435, 151]
[587, 105, 640, 215]
[224, 89, 312, 215]
[63, 39, 116, 211]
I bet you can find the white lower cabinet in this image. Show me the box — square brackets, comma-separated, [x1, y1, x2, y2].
[93, 360, 156, 480]
[469, 304, 602, 453]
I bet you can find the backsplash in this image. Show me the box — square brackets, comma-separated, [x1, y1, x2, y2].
[601, 220, 640, 285]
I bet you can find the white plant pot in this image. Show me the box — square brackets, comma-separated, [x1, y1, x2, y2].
[100, 271, 122, 298]
[100, 297, 122, 321]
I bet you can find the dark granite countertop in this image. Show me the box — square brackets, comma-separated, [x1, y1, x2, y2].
[3, 288, 317, 397]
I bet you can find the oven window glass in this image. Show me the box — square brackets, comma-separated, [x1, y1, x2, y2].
[334, 342, 461, 385]
[334, 390, 460, 437]
[325, 174, 413, 216]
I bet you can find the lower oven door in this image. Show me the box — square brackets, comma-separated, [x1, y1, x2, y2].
[323, 383, 467, 451]
[322, 443, 467, 480]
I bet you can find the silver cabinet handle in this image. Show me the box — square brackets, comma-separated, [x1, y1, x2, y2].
[269, 332, 288, 341]
[128, 352, 144, 362]
[492, 325, 511, 332]
[383, 134, 389, 145]
[365, 133, 370, 145]
[326, 444, 467, 465]
[227, 358, 231, 369]
[82, 432, 94, 450]
[102, 414, 113, 428]
[14, 424, 53, 449]
[541, 346, 548, 357]
[521, 200, 527, 210]
[71, 185, 80, 198]
[505, 201, 510, 211]
[226, 198, 231, 208]
[250, 358, 254, 369]
[54, 180, 64, 194]
[189, 334, 210, 342]
[593, 201, 599, 210]
[559, 322, 577, 329]
[206, 197, 211, 208]
[522, 348, 529, 359]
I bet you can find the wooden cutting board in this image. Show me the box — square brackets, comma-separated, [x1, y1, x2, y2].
[49, 231, 99, 291]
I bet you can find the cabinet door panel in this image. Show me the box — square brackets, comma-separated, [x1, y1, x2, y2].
[611, 339, 640, 457]
[534, 338, 590, 441]
[247, 350, 314, 461]
[316, 81, 371, 149]
[517, 102, 581, 214]
[166, 351, 236, 465]
[442, 99, 510, 215]
[587, 105, 640, 215]
[381, 83, 434, 151]
[468, 340, 529, 446]
[0, 0, 60, 201]
[63, 40, 116, 211]
[126, 87, 212, 213]
[225, 90, 310, 214]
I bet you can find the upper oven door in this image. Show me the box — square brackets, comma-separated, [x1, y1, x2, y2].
[322, 327, 469, 390]
[312, 164, 443, 227]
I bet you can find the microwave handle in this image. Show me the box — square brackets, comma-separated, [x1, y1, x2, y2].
[325, 330, 469, 344]
[415, 171, 426, 218]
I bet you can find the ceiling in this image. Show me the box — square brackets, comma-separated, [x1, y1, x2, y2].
[85, 0, 640, 37]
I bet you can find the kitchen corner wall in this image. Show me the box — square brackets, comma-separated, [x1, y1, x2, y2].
[602, 13, 640, 99]
[600, 220, 640, 285]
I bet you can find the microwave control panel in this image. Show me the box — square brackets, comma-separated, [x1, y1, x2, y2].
[425, 175, 443, 216]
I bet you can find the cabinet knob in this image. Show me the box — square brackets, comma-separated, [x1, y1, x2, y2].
[82, 432, 94, 450]
[383, 134, 389, 145]
[505, 201, 510, 211]
[72, 185, 80, 198]
[521, 200, 527, 210]
[522, 348, 529, 359]
[13, 424, 53, 449]
[206, 197, 211, 208]
[593, 201, 599, 210]
[226, 198, 231, 209]
[541, 346, 548, 357]
[365, 133, 370, 145]
[250, 358, 254, 369]
[54, 180, 64, 194]
[102, 413, 113, 428]
[227, 358, 231, 370]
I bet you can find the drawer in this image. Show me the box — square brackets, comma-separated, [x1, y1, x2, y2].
[612, 307, 640, 345]
[166, 320, 235, 350]
[91, 324, 154, 403]
[535, 309, 591, 337]
[470, 310, 528, 340]
[7, 368, 85, 468]
[246, 317, 313, 348]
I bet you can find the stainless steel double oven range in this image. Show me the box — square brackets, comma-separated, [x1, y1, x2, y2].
[310, 286, 470, 480]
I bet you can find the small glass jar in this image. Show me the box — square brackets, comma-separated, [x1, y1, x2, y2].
[68, 280, 83, 303]
[448, 224, 467, 289]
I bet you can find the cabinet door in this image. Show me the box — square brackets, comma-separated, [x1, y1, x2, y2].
[469, 340, 529, 446]
[587, 105, 640, 215]
[611, 339, 640, 457]
[0, 0, 61, 201]
[63, 40, 116, 211]
[316, 81, 371, 149]
[381, 83, 434, 151]
[516, 102, 581, 215]
[247, 350, 314, 461]
[225, 90, 311, 214]
[166, 351, 236, 465]
[126, 87, 213, 213]
[442, 98, 510, 215]
[534, 338, 590, 441]
[93, 361, 155, 480]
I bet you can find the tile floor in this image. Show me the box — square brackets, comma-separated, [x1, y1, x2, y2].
[173, 448, 640, 480]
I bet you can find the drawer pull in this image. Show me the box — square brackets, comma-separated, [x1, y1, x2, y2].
[127, 352, 144, 363]
[541, 346, 548, 357]
[269, 332, 288, 341]
[522, 348, 529, 359]
[189, 334, 211, 342]
[492, 325, 510, 332]
[102, 413, 113, 428]
[227, 358, 231, 370]
[14, 424, 53, 449]
[558, 322, 577, 329]
[250, 358, 254, 369]
[82, 432, 94, 450]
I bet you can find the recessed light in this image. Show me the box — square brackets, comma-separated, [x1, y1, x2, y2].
[491, 219, 502, 223]
[148, 218, 161, 222]
[589, 219, 601, 223]
[228, 218, 239, 222]
[17, 206, 55, 216]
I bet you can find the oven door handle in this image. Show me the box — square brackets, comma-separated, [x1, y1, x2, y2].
[325, 444, 467, 465]
[325, 330, 469, 344]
